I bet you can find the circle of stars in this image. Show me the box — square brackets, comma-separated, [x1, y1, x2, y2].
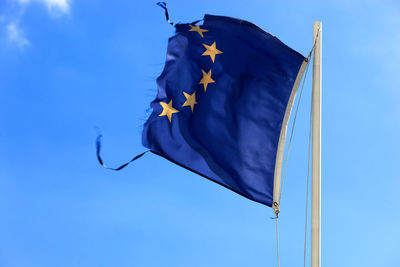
[158, 24, 223, 123]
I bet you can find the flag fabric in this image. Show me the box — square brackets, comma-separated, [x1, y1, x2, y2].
[142, 14, 305, 206]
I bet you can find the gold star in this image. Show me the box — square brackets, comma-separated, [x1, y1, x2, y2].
[159, 100, 179, 123]
[182, 91, 197, 112]
[189, 25, 208, 38]
[199, 69, 215, 92]
[202, 42, 223, 63]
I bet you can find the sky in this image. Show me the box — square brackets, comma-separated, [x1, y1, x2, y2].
[1, 0, 400, 266]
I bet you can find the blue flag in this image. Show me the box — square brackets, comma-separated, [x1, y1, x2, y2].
[142, 15, 305, 206]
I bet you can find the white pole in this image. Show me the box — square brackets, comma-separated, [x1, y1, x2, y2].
[311, 21, 322, 267]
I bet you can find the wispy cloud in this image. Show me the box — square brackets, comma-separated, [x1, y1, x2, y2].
[18, 0, 70, 15]
[6, 22, 30, 49]
[44, 0, 70, 14]
[2, 0, 71, 49]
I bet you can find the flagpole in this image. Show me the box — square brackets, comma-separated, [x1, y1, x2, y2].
[311, 21, 322, 267]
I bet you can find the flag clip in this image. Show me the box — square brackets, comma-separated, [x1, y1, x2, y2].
[273, 202, 280, 218]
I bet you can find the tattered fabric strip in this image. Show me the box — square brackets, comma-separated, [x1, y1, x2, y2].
[96, 134, 148, 171]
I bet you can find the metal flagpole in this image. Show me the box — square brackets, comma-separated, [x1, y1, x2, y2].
[311, 21, 322, 267]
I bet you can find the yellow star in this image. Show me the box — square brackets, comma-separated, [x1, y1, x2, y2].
[189, 25, 208, 38]
[182, 91, 197, 112]
[159, 100, 179, 123]
[202, 42, 223, 63]
[199, 69, 215, 92]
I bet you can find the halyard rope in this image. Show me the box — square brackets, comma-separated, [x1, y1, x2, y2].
[304, 90, 313, 267]
[275, 25, 320, 266]
[303, 26, 320, 267]
[275, 59, 310, 267]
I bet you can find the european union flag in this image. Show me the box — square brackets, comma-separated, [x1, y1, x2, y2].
[142, 15, 306, 207]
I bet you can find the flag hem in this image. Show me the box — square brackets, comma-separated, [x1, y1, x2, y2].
[272, 59, 308, 206]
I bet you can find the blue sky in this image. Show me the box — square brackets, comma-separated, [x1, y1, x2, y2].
[1, 0, 399, 266]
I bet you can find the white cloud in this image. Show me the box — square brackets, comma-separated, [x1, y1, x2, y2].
[17, 0, 70, 15]
[7, 22, 30, 49]
[2, 0, 71, 49]
[42, 0, 70, 14]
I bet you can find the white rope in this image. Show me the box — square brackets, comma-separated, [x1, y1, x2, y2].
[303, 28, 319, 267]
[276, 218, 280, 267]
[275, 56, 311, 267]
[275, 43, 316, 267]
[303, 91, 313, 267]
